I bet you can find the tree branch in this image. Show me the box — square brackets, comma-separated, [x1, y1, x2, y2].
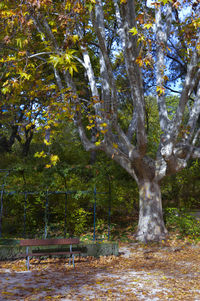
[155, 3, 172, 131]
[115, 0, 147, 153]
[171, 38, 200, 140]
[91, 3, 118, 120]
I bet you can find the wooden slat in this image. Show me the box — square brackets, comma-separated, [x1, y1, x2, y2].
[19, 251, 81, 257]
[19, 238, 80, 246]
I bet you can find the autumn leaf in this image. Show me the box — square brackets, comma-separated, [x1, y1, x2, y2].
[86, 124, 95, 130]
[137, 13, 144, 24]
[143, 23, 153, 29]
[135, 56, 143, 67]
[161, 0, 173, 4]
[156, 86, 165, 95]
[1, 292, 15, 296]
[44, 139, 51, 146]
[50, 154, 59, 166]
[45, 164, 51, 168]
[163, 75, 169, 81]
[100, 129, 108, 134]
[113, 143, 118, 149]
[34, 151, 47, 158]
[129, 27, 138, 36]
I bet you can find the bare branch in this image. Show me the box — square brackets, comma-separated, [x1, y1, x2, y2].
[28, 52, 53, 59]
[76, 118, 102, 152]
[43, 19, 59, 50]
[155, 3, 172, 130]
[171, 40, 200, 140]
[191, 146, 200, 159]
[80, 46, 99, 99]
[127, 109, 137, 140]
[53, 68, 63, 91]
[185, 79, 200, 143]
[91, 2, 118, 119]
[114, 0, 147, 153]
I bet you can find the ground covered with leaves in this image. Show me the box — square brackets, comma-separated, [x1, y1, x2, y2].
[0, 238, 200, 300]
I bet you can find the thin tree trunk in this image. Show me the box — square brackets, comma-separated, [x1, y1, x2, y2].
[136, 179, 167, 242]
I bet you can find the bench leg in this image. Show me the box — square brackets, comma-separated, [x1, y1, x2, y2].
[68, 254, 75, 268]
[26, 247, 30, 270]
[26, 256, 30, 270]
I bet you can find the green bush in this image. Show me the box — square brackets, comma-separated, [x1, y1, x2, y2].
[165, 207, 200, 239]
[71, 208, 91, 235]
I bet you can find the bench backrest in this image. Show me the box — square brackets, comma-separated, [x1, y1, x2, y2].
[20, 238, 80, 247]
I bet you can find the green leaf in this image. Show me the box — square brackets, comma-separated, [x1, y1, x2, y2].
[16, 38, 23, 48]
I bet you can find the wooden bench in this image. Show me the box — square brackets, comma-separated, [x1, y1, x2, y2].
[19, 238, 81, 270]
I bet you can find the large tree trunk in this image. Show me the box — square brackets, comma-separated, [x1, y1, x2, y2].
[136, 179, 167, 242]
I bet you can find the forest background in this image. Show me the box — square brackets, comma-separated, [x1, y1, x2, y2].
[0, 98, 200, 241]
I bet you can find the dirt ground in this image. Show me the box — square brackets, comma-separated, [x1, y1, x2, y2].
[0, 239, 200, 300]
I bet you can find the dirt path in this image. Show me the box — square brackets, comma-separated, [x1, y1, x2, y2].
[0, 242, 200, 300]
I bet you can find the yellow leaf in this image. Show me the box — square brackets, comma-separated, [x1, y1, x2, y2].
[34, 151, 47, 158]
[44, 139, 51, 146]
[72, 35, 79, 43]
[26, 112, 31, 118]
[129, 27, 138, 36]
[50, 154, 59, 166]
[45, 164, 51, 169]
[144, 58, 151, 67]
[144, 23, 153, 29]
[95, 141, 101, 146]
[2, 292, 15, 295]
[113, 143, 118, 149]
[100, 129, 108, 134]
[87, 124, 95, 130]
[156, 86, 165, 95]
[197, 43, 200, 54]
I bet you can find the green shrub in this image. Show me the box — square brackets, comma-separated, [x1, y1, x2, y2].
[164, 207, 200, 239]
[71, 208, 91, 235]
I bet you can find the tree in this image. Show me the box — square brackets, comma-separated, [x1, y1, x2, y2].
[1, 0, 200, 242]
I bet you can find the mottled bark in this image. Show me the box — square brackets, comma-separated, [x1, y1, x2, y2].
[136, 179, 167, 242]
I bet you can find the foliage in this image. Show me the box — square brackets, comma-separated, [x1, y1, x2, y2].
[161, 159, 200, 209]
[71, 208, 92, 235]
[165, 207, 200, 239]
